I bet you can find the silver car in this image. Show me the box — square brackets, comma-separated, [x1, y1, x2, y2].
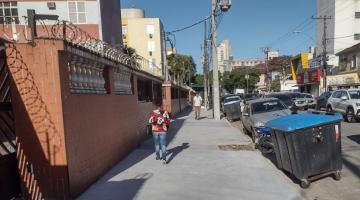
[290, 93, 316, 110]
[241, 98, 291, 144]
[327, 89, 360, 122]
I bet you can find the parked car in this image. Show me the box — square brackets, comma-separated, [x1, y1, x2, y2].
[221, 95, 241, 113]
[327, 89, 360, 122]
[300, 93, 316, 109]
[266, 93, 295, 109]
[287, 92, 315, 110]
[316, 91, 332, 110]
[244, 93, 258, 101]
[241, 98, 291, 144]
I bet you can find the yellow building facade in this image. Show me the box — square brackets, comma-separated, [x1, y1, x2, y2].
[121, 9, 165, 78]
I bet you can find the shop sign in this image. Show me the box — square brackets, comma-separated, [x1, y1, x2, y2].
[327, 73, 360, 86]
[296, 69, 321, 84]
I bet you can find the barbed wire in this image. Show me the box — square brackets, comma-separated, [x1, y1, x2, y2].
[29, 20, 162, 71]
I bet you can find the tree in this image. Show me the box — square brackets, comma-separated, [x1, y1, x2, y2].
[220, 68, 261, 93]
[193, 74, 204, 85]
[255, 55, 292, 74]
[167, 54, 197, 85]
[122, 46, 142, 68]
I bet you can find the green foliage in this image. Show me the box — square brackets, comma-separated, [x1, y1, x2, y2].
[271, 77, 281, 92]
[194, 74, 204, 85]
[220, 68, 261, 93]
[167, 54, 197, 83]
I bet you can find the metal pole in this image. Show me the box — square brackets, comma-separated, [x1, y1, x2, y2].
[212, 0, 221, 120]
[203, 20, 209, 109]
[312, 16, 331, 92]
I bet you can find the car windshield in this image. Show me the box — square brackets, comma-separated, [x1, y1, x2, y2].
[349, 90, 360, 99]
[251, 100, 287, 114]
[224, 96, 240, 103]
[299, 93, 312, 98]
[287, 93, 301, 99]
[245, 93, 257, 99]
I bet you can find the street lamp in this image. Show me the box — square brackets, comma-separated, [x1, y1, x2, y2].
[293, 31, 315, 42]
[245, 74, 250, 93]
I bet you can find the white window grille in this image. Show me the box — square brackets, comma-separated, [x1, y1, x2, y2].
[68, 1, 86, 24]
[0, 2, 19, 24]
[149, 58, 156, 68]
[148, 41, 155, 52]
[146, 24, 154, 34]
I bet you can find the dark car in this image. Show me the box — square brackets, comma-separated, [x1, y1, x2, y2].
[316, 91, 332, 110]
[266, 93, 294, 108]
[244, 93, 258, 101]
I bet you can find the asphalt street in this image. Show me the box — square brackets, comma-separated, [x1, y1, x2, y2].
[231, 120, 360, 200]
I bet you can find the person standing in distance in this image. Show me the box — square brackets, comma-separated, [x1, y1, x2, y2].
[193, 93, 203, 120]
[149, 102, 170, 164]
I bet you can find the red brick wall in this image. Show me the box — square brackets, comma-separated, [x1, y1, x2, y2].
[6, 39, 189, 199]
[6, 40, 69, 199]
[58, 53, 158, 198]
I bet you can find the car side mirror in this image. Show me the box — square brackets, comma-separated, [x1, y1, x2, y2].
[341, 96, 348, 101]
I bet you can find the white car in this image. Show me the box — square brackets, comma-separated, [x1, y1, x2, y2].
[293, 93, 316, 110]
[327, 89, 360, 122]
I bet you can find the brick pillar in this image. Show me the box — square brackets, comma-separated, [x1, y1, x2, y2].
[162, 81, 172, 115]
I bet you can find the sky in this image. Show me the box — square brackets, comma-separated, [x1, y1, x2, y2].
[120, 0, 317, 74]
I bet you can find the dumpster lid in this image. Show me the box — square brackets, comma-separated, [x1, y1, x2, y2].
[265, 113, 343, 132]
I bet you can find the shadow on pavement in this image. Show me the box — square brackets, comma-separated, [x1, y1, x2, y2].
[101, 107, 192, 179]
[78, 173, 152, 200]
[166, 142, 190, 164]
[77, 108, 193, 199]
[342, 154, 360, 179]
[347, 134, 360, 144]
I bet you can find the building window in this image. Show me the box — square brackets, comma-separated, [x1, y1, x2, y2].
[146, 24, 154, 39]
[122, 25, 127, 39]
[355, 12, 360, 19]
[148, 41, 155, 52]
[351, 55, 357, 69]
[148, 58, 156, 68]
[137, 78, 153, 102]
[68, 1, 86, 24]
[149, 51, 153, 56]
[0, 2, 19, 24]
[354, 33, 360, 40]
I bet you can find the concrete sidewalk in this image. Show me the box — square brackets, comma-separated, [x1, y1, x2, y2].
[77, 109, 303, 200]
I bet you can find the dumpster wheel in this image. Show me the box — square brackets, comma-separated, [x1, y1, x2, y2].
[300, 179, 310, 189]
[333, 171, 341, 181]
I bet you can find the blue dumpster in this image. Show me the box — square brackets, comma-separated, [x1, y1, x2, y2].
[265, 113, 343, 188]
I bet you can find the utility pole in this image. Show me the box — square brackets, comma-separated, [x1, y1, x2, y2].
[203, 19, 209, 109]
[211, 0, 221, 120]
[313, 15, 331, 92]
[261, 47, 271, 92]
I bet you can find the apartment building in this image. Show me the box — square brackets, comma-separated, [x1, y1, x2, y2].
[0, 0, 122, 45]
[317, 0, 360, 66]
[217, 40, 232, 73]
[121, 8, 165, 78]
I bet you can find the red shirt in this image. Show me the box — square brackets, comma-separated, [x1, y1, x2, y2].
[149, 110, 170, 133]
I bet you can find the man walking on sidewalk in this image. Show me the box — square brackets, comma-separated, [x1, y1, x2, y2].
[149, 102, 170, 164]
[193, 93, 203, 120]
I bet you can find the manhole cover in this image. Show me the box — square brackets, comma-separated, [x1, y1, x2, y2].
[218, 144, 254, 151]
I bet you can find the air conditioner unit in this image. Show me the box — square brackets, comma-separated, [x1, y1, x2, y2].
[47, 2, 56, 10]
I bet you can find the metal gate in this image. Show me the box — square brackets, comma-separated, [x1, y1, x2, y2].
[0, 45, 20, 199]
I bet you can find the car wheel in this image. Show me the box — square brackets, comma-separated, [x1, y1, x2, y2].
[346, 107, 355, 123]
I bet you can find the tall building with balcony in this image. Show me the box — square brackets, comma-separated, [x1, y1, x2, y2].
[317, 0, 360, 66]
[0, 0, 122, 45]
[121, 8, 165, 78]
[217, 40, 232, 73]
